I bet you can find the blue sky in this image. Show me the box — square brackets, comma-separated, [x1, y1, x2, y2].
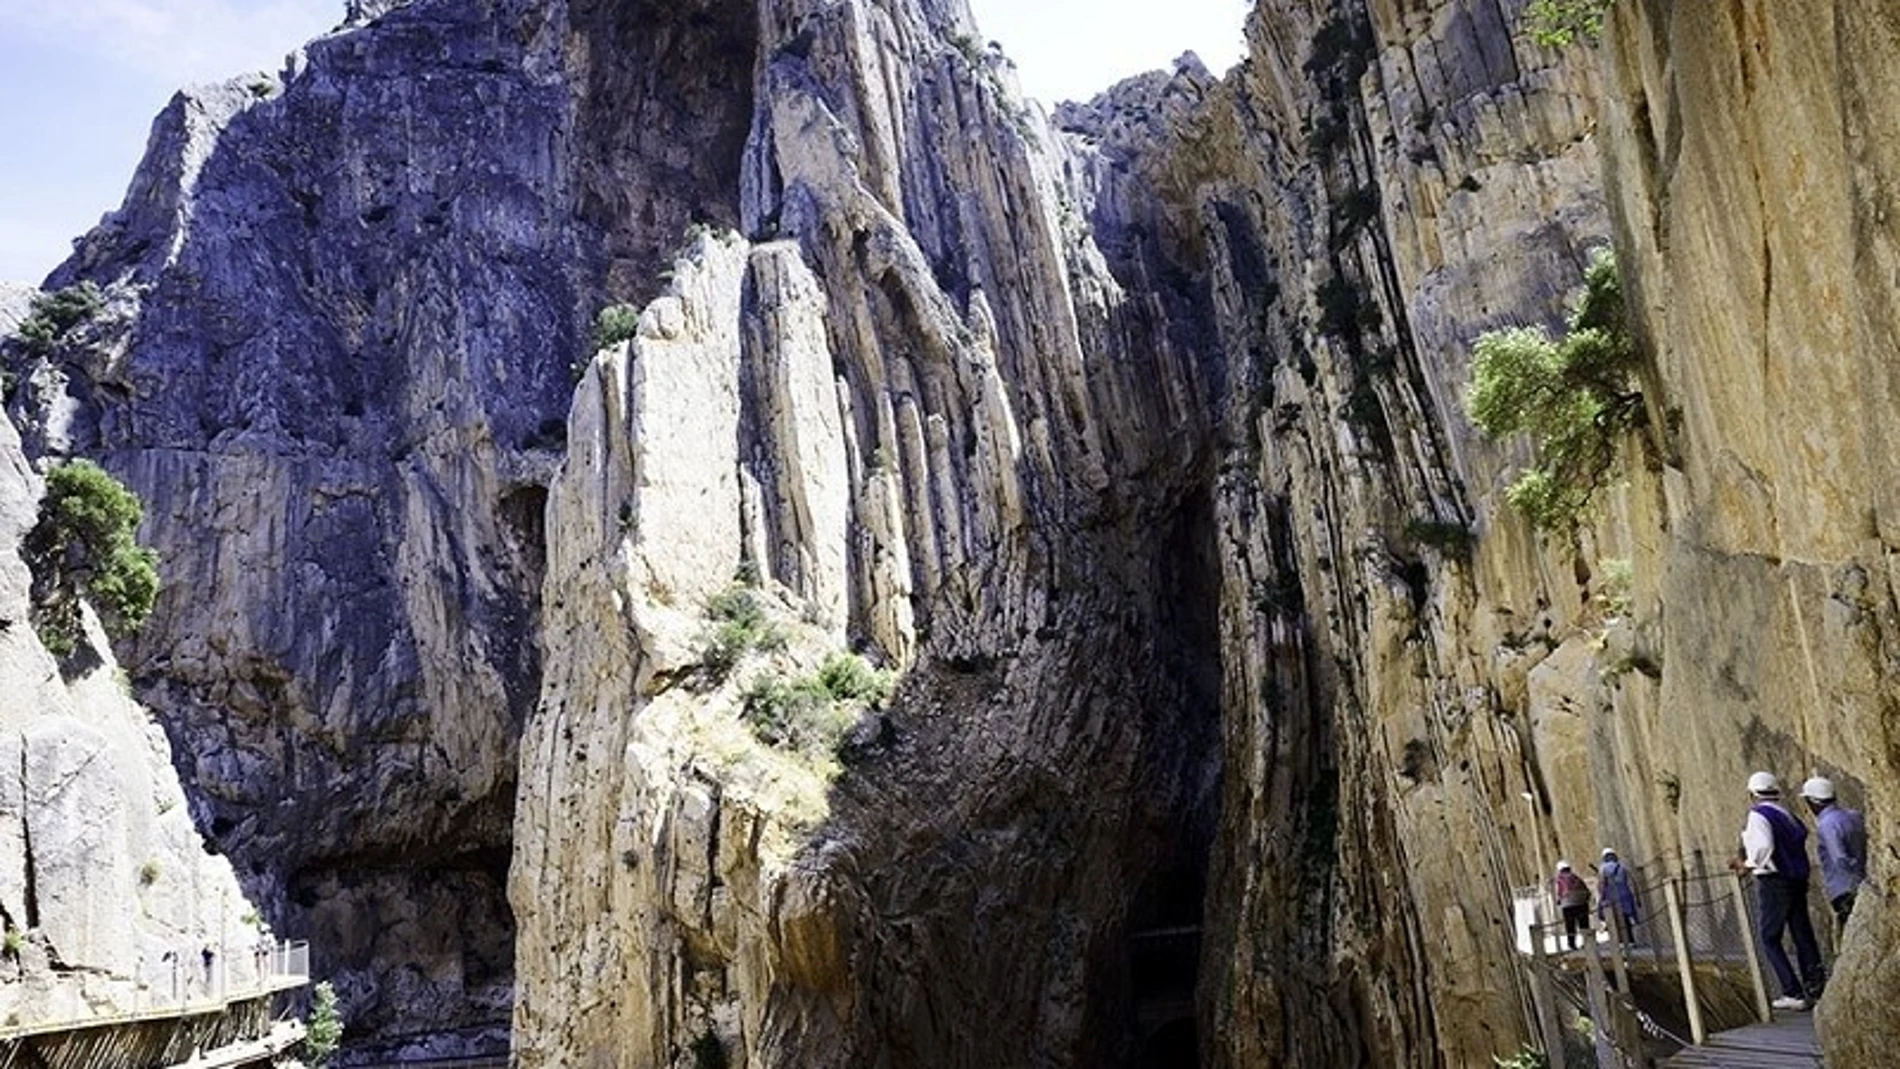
[0, 0, 1247, 285]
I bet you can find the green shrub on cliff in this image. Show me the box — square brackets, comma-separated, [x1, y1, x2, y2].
[24, 459, 161, 657]
[1525, 0, 1615, 46]
[303, 981, 344, 1069]
[15, 281, 105, 357]
[696, 586, 786, 681]
[1464, 249, 1641, 531]
[591, 302, 642, 352]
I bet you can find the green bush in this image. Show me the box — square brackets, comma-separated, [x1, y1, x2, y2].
[2, 927, 21, 959]
[25, 459, 161, 656]
[696, 586, 785, 680]
[1464, 249, 1640, 532]
[591, 303, 642, 352]
[304, 981, 343, 1069]
[1525, 0, 1615, 46]
[15, 282, 105, 357]
[1493, 1046, 1546, 1069]
[739, 673, 842, 750]
[816, 652, 894, 704]
[138, 859, 161, 886]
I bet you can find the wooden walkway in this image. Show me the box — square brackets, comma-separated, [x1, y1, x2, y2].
[1664, 1011, 1822, 1067]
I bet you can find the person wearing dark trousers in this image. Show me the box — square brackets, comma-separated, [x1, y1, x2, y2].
[1553, 861, 1591, 950]
[1731, 771, 1825, 1010]
[1801, 776, 1867, 931]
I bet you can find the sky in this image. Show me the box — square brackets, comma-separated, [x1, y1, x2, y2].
[0, 0, 1248, 285]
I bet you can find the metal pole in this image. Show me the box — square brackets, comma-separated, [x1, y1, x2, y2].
[1729, 871, 1772, 1023]
[1665, 878, 1706, 1044]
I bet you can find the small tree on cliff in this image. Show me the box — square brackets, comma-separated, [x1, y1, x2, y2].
[1464, 249, 1642, 532]
[304, 980, 344, 1068]
[23, 459, 161, 657]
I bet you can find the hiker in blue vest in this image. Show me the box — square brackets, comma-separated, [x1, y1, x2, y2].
[1597, 847, 1639, 945]
[1800, 776, 1868, 931]
[1729, 771, 1825, 1010]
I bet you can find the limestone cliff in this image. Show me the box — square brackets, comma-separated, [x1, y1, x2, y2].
[0, 401, 267, 1032]
[17, 0, 1900, 1064]
[1596, 2, 1900, 1063]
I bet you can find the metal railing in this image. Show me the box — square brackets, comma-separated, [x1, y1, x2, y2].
[0, 939, 310, 1042]
[1517, 858, 1788, 1066]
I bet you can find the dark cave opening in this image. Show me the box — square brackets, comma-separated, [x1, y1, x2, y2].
[1116, 481, 1225, 1069]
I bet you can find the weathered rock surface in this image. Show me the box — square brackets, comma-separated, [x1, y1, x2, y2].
[17, 0, 1900, 1064]
[0, 405, 267, 1031]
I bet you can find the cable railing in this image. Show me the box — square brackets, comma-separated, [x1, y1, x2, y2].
[1516, 856, 1788, 1066]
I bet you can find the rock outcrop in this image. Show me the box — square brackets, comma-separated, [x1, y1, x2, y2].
[0, 405, 266, 1031]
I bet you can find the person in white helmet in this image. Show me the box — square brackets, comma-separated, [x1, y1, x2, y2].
[1597, 848, 1639, 945]
[1729, 771, 1824, 1010]
[1800, 776, 1867, 930]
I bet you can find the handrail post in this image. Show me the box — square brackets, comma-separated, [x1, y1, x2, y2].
[1530, 922, 1567, 1064]
[1607, 921, 1630, 995]
[1581, 934, 1619, 1068]
[1728, 871, 1772, 1023]
[1665, 878, 1706, 1044]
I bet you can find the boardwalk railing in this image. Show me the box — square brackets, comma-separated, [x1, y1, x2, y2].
[0, 939, 310, 1043]
[1517, 857, 1786, 1066]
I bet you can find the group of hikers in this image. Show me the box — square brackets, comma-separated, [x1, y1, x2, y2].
[1547, 771, 1867, 1012]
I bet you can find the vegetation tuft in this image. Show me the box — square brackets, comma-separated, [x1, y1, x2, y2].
[740, 652, 893, 753]
[591, 303, 642, 352]
[25, 459, 161, 658]
[304, 981, 344, 1069]
[1464, 249, 1641, 532]
[696, 586, 786, 681]
[16, 282, 105, 357]
[1525, 0, 1616, 47]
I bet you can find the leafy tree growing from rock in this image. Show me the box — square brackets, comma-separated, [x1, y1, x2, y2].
[304, 980, 344, 1068]
[1465, 249, 1641, 531]
[24, 459, 161, 656]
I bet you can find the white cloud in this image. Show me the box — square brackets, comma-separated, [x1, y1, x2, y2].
[0, 0, 337, 88]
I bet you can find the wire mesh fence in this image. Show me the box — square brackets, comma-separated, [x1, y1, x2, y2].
[1514, 855, 1808, 1066]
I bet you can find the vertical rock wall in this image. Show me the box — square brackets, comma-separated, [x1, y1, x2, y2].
[1597, 2, 1900, 1062]
[0, 407, 266, 1031]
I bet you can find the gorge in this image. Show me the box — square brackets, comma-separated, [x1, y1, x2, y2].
[2, 0, 1898, 1066]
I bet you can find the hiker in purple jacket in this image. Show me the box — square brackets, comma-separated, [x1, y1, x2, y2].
[1801, 776, 1868, 930]
[1730, 771, 1825, 1010]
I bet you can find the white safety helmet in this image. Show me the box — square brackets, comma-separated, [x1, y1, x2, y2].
[1601, 847, 1617, 859]
[1555, 860, 1572, 873]
[1747, 771, 1781, 796]
[1801, 776, 1836, 802]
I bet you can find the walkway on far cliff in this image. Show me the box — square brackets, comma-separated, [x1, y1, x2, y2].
[0, 941, 309, 1069]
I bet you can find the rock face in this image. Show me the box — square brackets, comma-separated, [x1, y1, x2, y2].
[0, 407, 266, 1031]
[1596, 2, 1900, 1063]
[18, 0, 1900, 1064]
[509, 0, 1224, 1062]
[9, 0, 759, 1055]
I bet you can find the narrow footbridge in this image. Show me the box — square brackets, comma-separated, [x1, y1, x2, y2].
[1516, 857, 1830, 1067]
[0, 941, 310, 1069]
